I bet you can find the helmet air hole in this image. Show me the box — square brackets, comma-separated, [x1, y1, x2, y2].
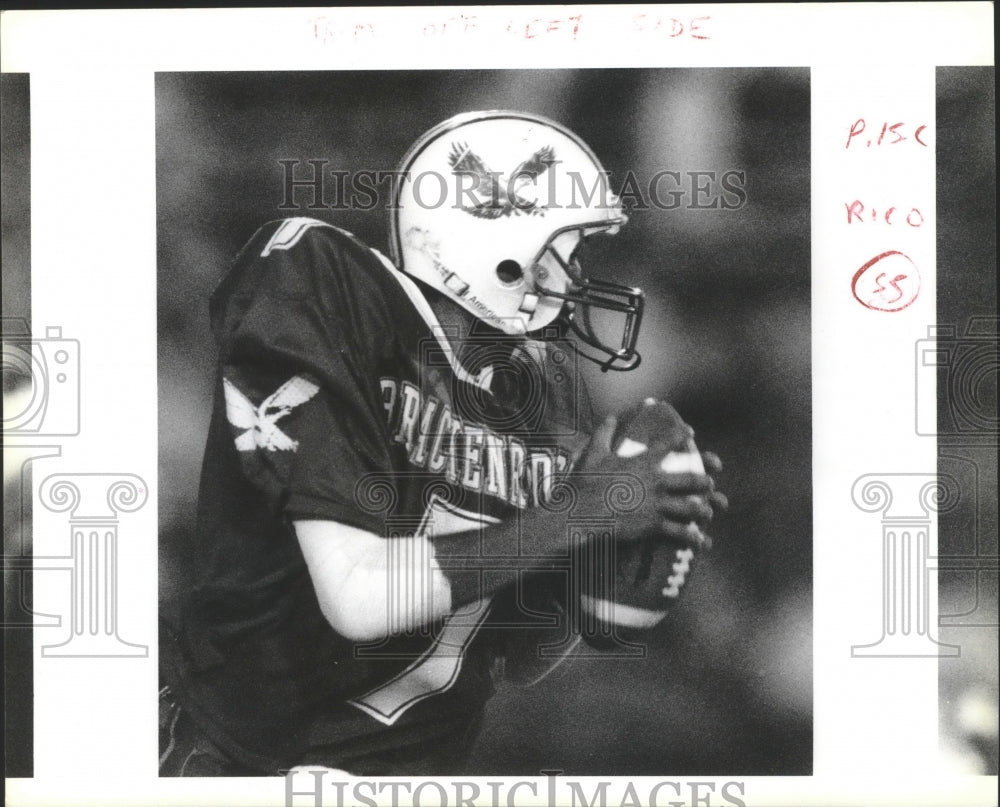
[496, 260, 524, 286]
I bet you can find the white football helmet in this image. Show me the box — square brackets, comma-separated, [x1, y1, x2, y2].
[390, 111, 644, 371]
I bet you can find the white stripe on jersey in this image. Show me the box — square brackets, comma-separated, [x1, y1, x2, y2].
[260, 219, 493, 392]
[369, 247, 493, 393]
[260, 217, 334, 257]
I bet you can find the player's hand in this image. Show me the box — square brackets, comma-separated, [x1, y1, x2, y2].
[572, 402, 726, 552]
[657, 447, 729, 544]
[574, 401, 729, 641]
[700, 450, 730, 522]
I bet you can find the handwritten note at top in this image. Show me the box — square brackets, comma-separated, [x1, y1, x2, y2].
[309, 12, 712, 45]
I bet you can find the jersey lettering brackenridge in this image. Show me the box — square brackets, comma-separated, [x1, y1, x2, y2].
[380, 378, 570, 509]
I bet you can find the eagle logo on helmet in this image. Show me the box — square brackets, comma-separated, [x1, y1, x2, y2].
[392, 111, 643, 370]
[448, 142, 557, 219]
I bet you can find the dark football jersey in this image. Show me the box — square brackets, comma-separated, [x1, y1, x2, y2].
[175, 217, 594, 774]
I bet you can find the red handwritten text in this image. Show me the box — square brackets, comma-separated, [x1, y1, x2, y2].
[632, 14, 711, 39]
[845, 201, 925, 227]
[310, 16, 375, 44]
[508, 14, 582, 40]
[845, 120, 929, 149]
[422, 14, 477, 37]
[851, 251, 921, 312]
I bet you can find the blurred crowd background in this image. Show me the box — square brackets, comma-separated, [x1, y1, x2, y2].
[157, 68, 814, 774]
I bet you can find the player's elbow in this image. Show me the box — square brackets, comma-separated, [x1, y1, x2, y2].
[294, 519, 395, 643]
[315, 589, 390, 643]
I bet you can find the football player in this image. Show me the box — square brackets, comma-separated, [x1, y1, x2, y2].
[160, 111, 726, 776]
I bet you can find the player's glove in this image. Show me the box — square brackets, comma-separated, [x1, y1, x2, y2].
[575, 399, 727, 640]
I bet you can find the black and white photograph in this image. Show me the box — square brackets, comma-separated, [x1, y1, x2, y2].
[1, 5, 996, 807]
[155, 69, 812, 777]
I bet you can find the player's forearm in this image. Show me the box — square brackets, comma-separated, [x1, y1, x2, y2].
[428, 508, 577, 610]
[334, 517, 567, 639]
[343, 535, 455, 640]
[295, 460, 714, 641]
[295, 512, 574, 642]
[295, 519, 453, 642]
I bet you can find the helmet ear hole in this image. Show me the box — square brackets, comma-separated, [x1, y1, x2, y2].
[496, 259, 524, 285]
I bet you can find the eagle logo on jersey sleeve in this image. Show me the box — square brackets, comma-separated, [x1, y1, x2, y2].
[223, 375, 320, 452]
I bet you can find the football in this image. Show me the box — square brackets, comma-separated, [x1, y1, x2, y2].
[580, 399, 705, 633]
